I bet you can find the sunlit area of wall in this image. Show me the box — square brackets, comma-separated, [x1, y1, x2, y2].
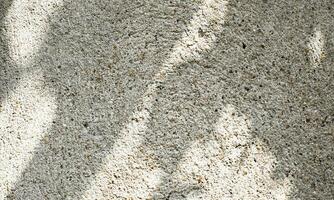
[178, 105, 292, 199]
[307, 28, 325, 67]
[5, 0, 64, 66]
[0, 73, 56, 199]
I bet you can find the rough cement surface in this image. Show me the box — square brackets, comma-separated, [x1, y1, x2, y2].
[0, 0, 333, 199]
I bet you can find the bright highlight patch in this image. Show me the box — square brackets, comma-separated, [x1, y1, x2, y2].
[178, 105, 292, 199]
[308, 28, 325, 67]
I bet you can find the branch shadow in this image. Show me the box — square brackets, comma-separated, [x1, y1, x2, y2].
[143, 0, 334, 199]
[6, 0, 201, 199]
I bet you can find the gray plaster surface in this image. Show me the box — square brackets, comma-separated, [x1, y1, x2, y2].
[0, 0, 333, 199]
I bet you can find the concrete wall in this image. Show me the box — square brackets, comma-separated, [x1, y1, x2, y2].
[1, 0, 333, 199]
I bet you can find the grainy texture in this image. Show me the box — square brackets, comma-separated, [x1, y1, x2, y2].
[0, 0, 333, 199]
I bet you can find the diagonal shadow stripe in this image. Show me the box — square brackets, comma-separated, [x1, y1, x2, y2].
[6, 1, 203, 199]
[81, 1, 229, 199]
